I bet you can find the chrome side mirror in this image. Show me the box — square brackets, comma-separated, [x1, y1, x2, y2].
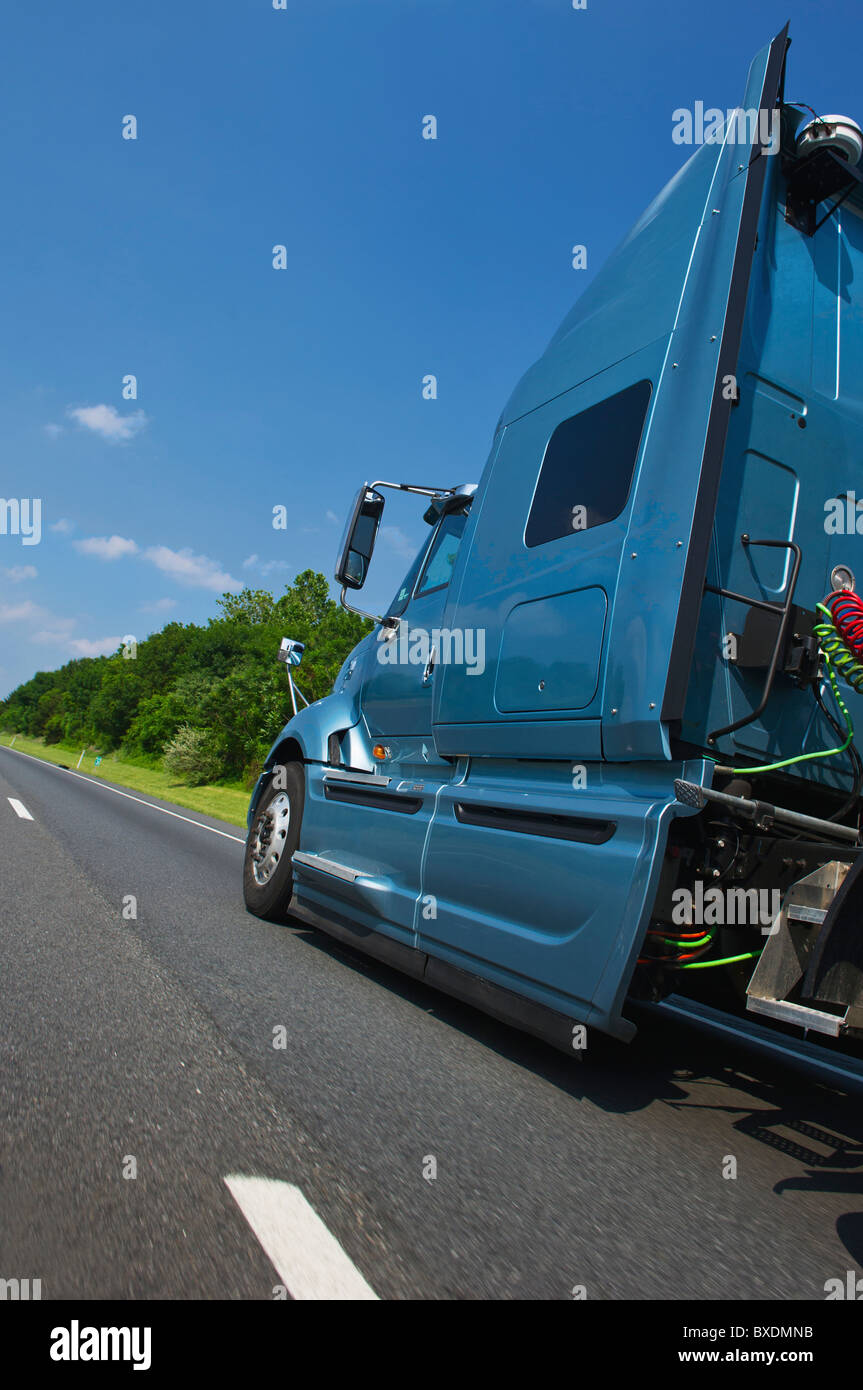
[335, 486, 385, 591]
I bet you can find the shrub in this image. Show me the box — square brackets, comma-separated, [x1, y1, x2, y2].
[242, 757, 264, 790]
[162, 725, 223, 785]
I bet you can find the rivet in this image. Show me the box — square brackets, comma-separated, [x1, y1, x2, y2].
[631, 551, 637, 559]
[611, 708, 618, 715]
[675, 540, 683, 548]
[712, 208, 720, 215]
[710, 335, 717, 342]
[649, 702, 656, 709]
[672, 362, 679, 368]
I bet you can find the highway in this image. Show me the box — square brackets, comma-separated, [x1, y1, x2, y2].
[1, 744, 860, 1300]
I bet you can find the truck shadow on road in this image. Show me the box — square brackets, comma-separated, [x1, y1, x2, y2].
[291, 916, 863, 1122]
[290, 919, 863, 1267]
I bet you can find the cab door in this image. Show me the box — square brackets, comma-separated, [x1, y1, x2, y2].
[293, 505, 470, 949]
[362, 508, 470, 738]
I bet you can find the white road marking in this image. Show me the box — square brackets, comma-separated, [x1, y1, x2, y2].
[224, 1176, 379, 1301]
[0, 744, 245, 843]
[7, 797, 33, 820]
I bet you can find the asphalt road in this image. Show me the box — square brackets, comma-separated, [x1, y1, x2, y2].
[1, 744, 861, 1300]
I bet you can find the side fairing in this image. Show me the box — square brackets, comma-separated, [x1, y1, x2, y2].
[681, 120, 863, 783]
[433, 30, 789, 764]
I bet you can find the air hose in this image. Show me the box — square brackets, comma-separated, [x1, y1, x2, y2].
[718, 592, 858, 777]
[815, 591, 863, 693]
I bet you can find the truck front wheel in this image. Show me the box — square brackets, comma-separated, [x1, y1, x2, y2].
[243, 762, 304, 922]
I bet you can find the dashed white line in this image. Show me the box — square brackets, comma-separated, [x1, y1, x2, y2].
[224, 1175, 379, 1301]
[7, 797, 34, 820]
[0, 745, 245, 843]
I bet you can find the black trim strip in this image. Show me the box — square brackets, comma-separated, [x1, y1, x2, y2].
[661, 25, 790, 727]
[454, 800, 615, 844]
[324, 782, 422, 814]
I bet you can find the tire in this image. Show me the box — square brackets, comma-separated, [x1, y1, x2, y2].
[243, 762, 304, 922]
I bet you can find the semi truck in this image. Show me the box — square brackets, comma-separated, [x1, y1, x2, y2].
[243, 25, 863, 1062]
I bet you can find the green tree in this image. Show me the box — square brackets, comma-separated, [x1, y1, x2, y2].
[0, 570, 372, 782]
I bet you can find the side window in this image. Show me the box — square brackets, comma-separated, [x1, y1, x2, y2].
[386, 533, 435, 619]
[524, 379, 652, 548]
[415, 511, 468, 597]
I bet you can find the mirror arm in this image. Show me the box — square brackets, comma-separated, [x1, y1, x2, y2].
[336, 480, 464, 619]
[369, 479, 457, 500]
[339, 586, 392, 628]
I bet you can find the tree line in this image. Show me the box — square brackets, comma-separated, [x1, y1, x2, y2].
[0, 571, 371, 785]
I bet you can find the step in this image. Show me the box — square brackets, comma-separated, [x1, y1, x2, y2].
[291, 851, 367, 884]
[787, 904, 828, 925]
[745, 995, 845, 1037]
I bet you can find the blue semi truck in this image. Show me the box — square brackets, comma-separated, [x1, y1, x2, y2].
[243, 26, 863, 1059]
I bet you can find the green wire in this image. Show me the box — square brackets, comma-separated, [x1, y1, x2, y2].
[813, 603, 863, 693]
[680, 950, 762, 970]
[724, 637, 853, 776]
[684, 616, 856, 964]
[665, 610, 860, 971]
[654, 934, 712, 948]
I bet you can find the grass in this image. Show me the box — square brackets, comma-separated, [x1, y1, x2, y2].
[0, 733, 250, 829]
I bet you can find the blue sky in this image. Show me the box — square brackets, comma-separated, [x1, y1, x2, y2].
[1, 0, 861, 696]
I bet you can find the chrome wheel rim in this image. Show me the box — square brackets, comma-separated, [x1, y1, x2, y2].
[250, 792, 291, 885]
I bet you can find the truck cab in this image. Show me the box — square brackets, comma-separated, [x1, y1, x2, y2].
[244, 26, 863, 1058]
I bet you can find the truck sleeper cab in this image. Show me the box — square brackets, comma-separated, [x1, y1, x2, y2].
[244, 26, 863, 1059]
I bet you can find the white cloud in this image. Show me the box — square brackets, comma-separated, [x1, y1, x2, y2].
[66, 636, 124, 658]
[0, 598, 124, 668]
[380, 525, 418, 560]
[29, 627, 77, 645]
[0, 601, 43, 624]
[139, 597, 177, 613]
[50, 518, 74, 533]
[67, 404, 148, 443]
[2, 565, 38, 582]
[325, 510, 340, 524]
[243, 555, 293, 578]
[74, 534, 139, 561]
[1, 603, 76, 636]
[43, 423, 63, 439]
[144, 545, 241, 592]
